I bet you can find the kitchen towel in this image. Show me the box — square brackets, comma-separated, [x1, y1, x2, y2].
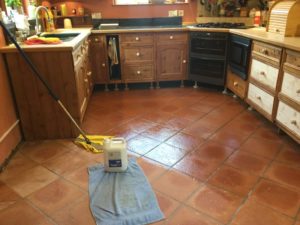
[88, 158, 164, 225]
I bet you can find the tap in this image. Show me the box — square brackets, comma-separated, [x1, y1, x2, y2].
[35, 6, 50, 35]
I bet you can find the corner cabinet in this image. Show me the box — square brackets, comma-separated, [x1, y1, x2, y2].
[3, 37, 92, 140]
[156, 32, 188, 87]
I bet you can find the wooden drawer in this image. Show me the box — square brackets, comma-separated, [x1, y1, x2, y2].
[226, 69, 248, 99]
[122, 46, 154, 63]
[281, 71, 300, 104]
[157, 33, 188, 43]
[276, 101, 300, 140]
[120, 33, 154, 44]
[123, 64, 154, 82]
[248, 83, 275, 116]
[250, 58, 279, 90]
[252, 41, 282, 64]
[285, 50, 300, 71]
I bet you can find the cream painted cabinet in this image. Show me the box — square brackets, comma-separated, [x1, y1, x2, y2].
[276, 49, 300, 143]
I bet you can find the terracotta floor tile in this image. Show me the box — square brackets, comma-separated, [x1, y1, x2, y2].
[174, 152, 220, 181]
[120, 118, 157, 133]
[239, 137, 282, 159]
[141, 111, 173, 124]
[195, 140, 235, 163]
[63, 166, 89, 191]
[153, 170, 201, 202]
[165, 132, 205, 151]
[141, 125, 178, 142]
[145, 143, 187, 167]
[127, 134, 161, 155]
[0, 153, 37, 181]
[173, 108, 207, 122]
[231, 199, 294, 225]
[296, 221, 300, 225]
[189, 104, 215, 114]
[235, 110, 263, 127]
[0, 200, 55, 225]
[42, 150, 93, 176]
[51, 196, 95, 225]
[252, 126, 284, 143]
[187, 185, 243, 224]
[0, 181, 21, 211]
[20, 140, 71, 164]
[226, 151, 271, 175]
[210, 129, 249, 149]
[155, 191, 180, 218]
[27, 178, 86, 215]
[105, 124, 139, 141]
[166, 206, 220, 225]
[163, 116, 194, 130]
[264, 162, 300, 190]
[250, 179, 300, 217]
[137, 157, 168, 182]
[3, 165, 58, 197]
[221, 119, 260, 137]
[275, 145, 300, 167]
[208, 165, 258, 196]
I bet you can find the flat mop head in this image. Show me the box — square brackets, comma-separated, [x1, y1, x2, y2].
[75, 134, 113, 153]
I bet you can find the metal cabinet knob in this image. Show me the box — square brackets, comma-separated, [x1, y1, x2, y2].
[233, 81, 238, 87]
[137, 70, 141, 74]
[276, 28, 280, 33]
[136, 52, 140, 56]
[135, 37, 140, 41]
[182, 60, 186, 64]
[291, 120, 297, 125]
[260, 71, 266, 76]
[169, 36, 173, 40]
[94, 38, 99, 42]
[256, 95, 261, 100]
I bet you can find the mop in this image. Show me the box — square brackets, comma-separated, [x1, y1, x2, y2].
[0, 20, 110, 153]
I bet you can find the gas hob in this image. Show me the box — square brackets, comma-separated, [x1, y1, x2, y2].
[195, 22, 253, 29]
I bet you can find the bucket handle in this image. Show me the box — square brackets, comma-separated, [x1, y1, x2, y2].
[111, 137, 126, 144]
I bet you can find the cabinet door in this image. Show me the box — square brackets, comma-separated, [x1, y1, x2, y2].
[156, 43, 187, 81]
[89, 35, 108, 84]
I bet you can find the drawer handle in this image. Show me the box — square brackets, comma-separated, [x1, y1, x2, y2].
[136, 52, 140, 57]
[102, 63, 105, 67]
[137, 70, 141, 75]
[233, 81, 238, 87]
[291, 120, 297, 126]
[260, 71, 266, 76]
[169, 36, 173, 40]
[87, 71, 92, 76]
[183, 60, 186, 64]
[261, 49, 268, 55]
[135, 37, 140, 41]
[256, 95, 261, 100]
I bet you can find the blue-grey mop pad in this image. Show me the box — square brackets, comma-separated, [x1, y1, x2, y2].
[88, 158, 164, 225]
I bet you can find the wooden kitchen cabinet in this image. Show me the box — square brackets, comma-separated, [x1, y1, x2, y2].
[246, 41, 283, 121]
[276, 49, 300, 143]
[120, 33, 155, 88]
[226, 69, 248, 99]
[4, 38, 91, 140]
[89, 34, 109, 85]
[156, 32, 188, 87]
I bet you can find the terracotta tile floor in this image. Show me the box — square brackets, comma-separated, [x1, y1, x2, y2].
[0, 87, 300, 225]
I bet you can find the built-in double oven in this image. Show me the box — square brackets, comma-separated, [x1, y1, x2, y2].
[188, 32, 229, 86]
[188, 32, 252, 86]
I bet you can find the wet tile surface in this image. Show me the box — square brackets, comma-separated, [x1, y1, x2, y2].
[1, 87, 299, 225]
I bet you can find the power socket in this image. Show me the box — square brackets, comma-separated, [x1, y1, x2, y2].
[178, 10, 184, 16]
[92, 12, 102, 19]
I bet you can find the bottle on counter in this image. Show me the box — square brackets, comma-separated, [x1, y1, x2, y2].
[61, 4, 67, 16]
[46, 8, 55, 32]
[254, 10, 261, 27]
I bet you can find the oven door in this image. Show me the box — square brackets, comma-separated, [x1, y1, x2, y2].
[229, 35, 252, 80]
[190, 32, 228, 56]
[189, 56, 226, 86]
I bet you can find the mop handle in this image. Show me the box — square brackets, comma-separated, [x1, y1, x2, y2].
[0, 21, 91, 145]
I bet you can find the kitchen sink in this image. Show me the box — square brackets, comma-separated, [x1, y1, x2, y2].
[39, 32, 80, 42]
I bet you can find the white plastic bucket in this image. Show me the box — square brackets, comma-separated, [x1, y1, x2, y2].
[103, 137, 128, 172]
